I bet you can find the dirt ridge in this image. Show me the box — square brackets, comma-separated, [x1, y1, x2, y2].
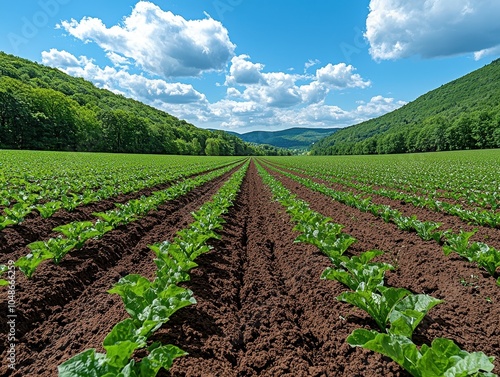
[0, 165, 241, 377]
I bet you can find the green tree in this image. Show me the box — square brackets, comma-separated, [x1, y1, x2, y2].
[205, 138, 221, 155]
[0, 89, 34, 149]
[31, 88, 80, 150]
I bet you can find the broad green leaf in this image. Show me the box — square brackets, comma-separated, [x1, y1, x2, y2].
[443, 352, 496, 377]
[108, 275, 152, 321]
[16, 245, 54, 278]
[102, 319, 147, 369]
[443, 230, 477, 258]
[389, 294, 443, 338]
[146, 286, 196, 323]
[136, 344, 187, 376]
[348, 330, 496, 377]
[474, 243, 500, 276]
[419, 338, 495, 377]
[58, 349, 118, 377]
[45, 238, 78, 263]
[36, 201, 61, 218]
[323, 250, 393, 291]
[347, 329, 421, 376]
[338, 286, 410, 331]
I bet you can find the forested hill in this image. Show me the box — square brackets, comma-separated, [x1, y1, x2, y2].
[0, 52, 289, 156]
[311, 58, 500, 155]
[229, 127, 339, 150]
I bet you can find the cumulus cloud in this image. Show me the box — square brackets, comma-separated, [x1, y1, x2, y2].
[41, 48, 88, 68]
[41, 44, 402, 131]
[249, 71, 303, 108]
[224, 56, 371, 109]
[225, 55, 265, 85]
[355, 95, 407, 117]
[199, 95, 405, 131]
[366, 0, 500, 60]
[106, 52, 130, 67]
[42, 49, 206, 104]
[474, 45, 500, 61]
[275, 96, 405, 129]
[58, 1, 235, 77]
[299, 81, 329, 105]
[285, 104, 349, 125]
[316, 63, 371, 89]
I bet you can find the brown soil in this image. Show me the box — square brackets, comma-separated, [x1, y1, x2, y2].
[1, 160, 498, 377]
[276, 161, 498, 212]
[263, 160, 500, 247]
[263, 163, 500, 375]
[154, 161, 406, 376]
[0, 165, 240, 377]
[0, 162, 237, 259]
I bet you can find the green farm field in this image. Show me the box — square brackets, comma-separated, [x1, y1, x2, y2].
[1, 149, 499, 377]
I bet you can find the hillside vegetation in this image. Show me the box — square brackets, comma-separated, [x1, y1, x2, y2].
[0, 52, 288, 156]
[311, 58, 500, 155]
[230, 127, 339, 150]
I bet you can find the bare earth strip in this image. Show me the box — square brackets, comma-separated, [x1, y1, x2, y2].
[2, 160, 498, 376]
[264, 160, 500, 247]
[264, 163, 500, 375]
[0, 165, 241, 377]
[157, 161, 406, 376]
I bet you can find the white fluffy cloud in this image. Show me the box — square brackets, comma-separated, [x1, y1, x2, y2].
[42, 48, 404, 131]
[366, 0, 500, 60]
[225, 56, 371, 109]
[225, 55, 265, 85]
[316, 63, 371, 89]
[207, 95, 405, 130]
[59, 1, 235, 77]
[42, 49, 206, 104]
[474, 45, 500, 61]
[356, 95, 407, 117]
[304, 59, 321, 73]
[245, 71, 303, 108]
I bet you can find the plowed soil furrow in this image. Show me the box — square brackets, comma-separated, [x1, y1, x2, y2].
[0, 162, 237, 258]
[2, 159, 498, 377]
[264, 164, 500, 374]
[264, 160, 496, 212]
[155, 161, 406, 376]
[265, 161, 500, 247]
[0, 166, 242, 377]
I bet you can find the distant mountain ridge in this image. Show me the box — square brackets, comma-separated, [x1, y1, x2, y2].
[227, 127, 340, 149]
[311, 58, 500, 155]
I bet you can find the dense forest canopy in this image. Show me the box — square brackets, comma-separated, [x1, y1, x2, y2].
[311, 58, 500, 155]
[0, 52, 290, 156]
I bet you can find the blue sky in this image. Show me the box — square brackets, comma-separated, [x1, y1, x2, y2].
[1, 0, 500, 132]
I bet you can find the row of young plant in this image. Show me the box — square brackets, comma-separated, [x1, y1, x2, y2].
[0, 152, 239, 208]
[0, 159, 241, 230]
[58, 161, 249, 376]
[265, 154, 499, 211]
[265, 160, 500, 228]
[262, 162, 500, 286]
[0, 162, 242, 284]
[255, 161, 497, 377]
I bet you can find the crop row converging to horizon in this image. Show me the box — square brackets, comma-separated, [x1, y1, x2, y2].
[0, 149, 499, 376]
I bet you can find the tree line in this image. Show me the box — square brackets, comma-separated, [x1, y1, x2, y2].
[0, 52, 290, 156]
[311, 58, 500, 155]
[312, 110, 500, 155]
